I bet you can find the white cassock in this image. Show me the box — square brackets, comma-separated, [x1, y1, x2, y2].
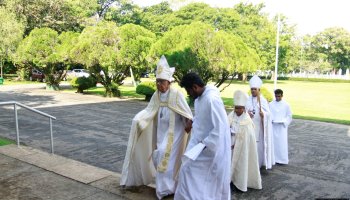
[120, 87, 193, 200]
[228, 111, 262, 192]
[269, 100, 292, 164]
[245, 95, 274, 169]
[153, 90, 188, 199]
[175, 85, 231, 200]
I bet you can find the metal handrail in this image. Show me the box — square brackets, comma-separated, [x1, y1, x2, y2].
[0, 101, 56, 154]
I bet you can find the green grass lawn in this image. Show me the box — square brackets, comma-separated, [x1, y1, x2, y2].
[66, 85, 144, 99]
[0, 137, 15, 146]
[216, 80, 350, 125]
[1, 79, 43, 85]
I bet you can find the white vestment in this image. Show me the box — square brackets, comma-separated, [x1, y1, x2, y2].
[245, 95, 274, 169]
[153, 90, 188, 199]
[228, 111, 262, 192]
[120, 87, 193, 199]
[269, 100, 292, 164]
[175, 85, 231, 200]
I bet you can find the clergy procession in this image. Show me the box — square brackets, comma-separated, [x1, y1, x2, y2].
[121, 55, 292, 199]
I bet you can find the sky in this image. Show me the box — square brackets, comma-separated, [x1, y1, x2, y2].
[131, 0, 350, 36]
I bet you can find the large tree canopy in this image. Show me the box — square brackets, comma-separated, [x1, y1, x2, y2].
[311, 27, 350, 71]
[119, 24, 156, 81]
[14, 27, 67, 87]
[3, 0, 98, 35]
[150, 22, 260, 86]
[70, 21, 124, 97]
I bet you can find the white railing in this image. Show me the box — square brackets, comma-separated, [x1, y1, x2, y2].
[0, 101, 56, 154]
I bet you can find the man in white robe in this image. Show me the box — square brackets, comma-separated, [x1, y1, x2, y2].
[120, 56, 193, 199]
[245, 75, 274, 169]
[174, 72, 231, 200]
[228, 90, 262, 192]
[269, 89, 292, 165]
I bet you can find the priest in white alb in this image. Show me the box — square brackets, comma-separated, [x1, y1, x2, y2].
[120, 55, 193, 199]
[228, 90, 262, 192]
[174, 73, 231, 200]
[269, 89, 292, 165]
[245, 75, 274, 169]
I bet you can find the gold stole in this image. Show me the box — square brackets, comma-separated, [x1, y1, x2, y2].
[157, 101, 176, 173]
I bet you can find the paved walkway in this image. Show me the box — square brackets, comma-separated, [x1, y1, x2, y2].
[0, 145, 156, 200]
[0, 84, 350, 199]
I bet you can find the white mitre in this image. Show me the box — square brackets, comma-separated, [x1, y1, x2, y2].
[234, 90, 248, 106]
[249, 75, 262, 88]
[156, 55, 175, 82]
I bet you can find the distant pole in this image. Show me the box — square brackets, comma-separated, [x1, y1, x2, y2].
[130, 67, 137, 87]
[274, 14, 281, 91]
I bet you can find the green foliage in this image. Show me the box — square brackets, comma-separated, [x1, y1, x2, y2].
[0, 7, 24, 74]
[104, 1, 142, 26]
[3, 0, 97, 35]
[311, 27, 350, 70]
[150, 22, 260, 86]
[55, 31, 80, 65]
[248, 86, 273, 102]
[70, 21, 124, 97]
[119, 24, 156, 81]
[232, 3, 276, 70]
[136, 81, 156, 101]
[14, 27, 66, 86]
[70, 76, 97, 93]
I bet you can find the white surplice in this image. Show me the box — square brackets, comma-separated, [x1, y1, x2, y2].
[269, 100, 292, 164]
[228, 111, 262, 192]
[245, 95, 274, 169]
[175, 85, 231, 200]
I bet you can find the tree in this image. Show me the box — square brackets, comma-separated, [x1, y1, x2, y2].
[233, 3, 276, 70]
[311, 27, 350, 72]
[104, 0, 142, 26]
[14, 27, 66, 88]
[97, 0, 117, 18]
[174, 2, 240, 31]
[150, 22, 260, 86]
[70, 21, 125, 97]
[119, 24, 156, 81]
[0, 7, 24, 77]
[3, 0, 98, 35]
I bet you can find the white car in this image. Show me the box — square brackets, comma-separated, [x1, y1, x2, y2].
[67, 69, 90, 78]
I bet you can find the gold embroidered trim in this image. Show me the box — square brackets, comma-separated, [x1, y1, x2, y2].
[157, 108, 175, 172]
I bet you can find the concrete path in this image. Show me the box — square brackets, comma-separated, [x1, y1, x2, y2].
[0, 85, 350, 199]
[0, 144, 156, 200]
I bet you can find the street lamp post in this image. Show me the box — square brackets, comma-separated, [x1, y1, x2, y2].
[274, 14, 281, 91]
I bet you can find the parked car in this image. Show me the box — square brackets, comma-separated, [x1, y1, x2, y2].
[141, 72, 150, 78]
[30, 69, 45, 82]
[66, 69, 90, 79]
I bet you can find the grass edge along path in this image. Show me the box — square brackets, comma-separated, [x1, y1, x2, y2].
[292, 115, 350, 125]
[0, 137, 15, 146]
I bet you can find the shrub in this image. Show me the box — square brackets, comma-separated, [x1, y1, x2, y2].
[70, 76, 96, 93]
[248, 86, 273, 102]
[136, 81, 156, 101]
